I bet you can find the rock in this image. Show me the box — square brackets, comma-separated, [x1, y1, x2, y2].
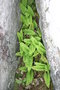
[0, 0, 20, 90]
[35, 0, 60, 90]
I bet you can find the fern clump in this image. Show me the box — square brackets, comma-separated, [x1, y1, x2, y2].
[16, 0, 50, 88]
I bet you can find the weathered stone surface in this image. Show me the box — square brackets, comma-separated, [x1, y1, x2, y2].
[35, 0, 60, 90]
[0, 0, 20, 90]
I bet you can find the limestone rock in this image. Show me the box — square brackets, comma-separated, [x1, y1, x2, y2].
[35, 0, 60, 90]
[0, 0, 20, 90]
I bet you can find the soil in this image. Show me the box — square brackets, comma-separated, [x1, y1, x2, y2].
[14, 72, 54, 90]
[14, 80, 53, 90]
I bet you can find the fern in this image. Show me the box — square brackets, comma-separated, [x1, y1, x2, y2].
[16, 0, 50, 88]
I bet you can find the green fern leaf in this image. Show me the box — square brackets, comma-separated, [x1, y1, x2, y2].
[17, 30, 23, 42]
[19, 66, 27, 72]
[22, 0, 27, 6]
[27, 6, 34, 16]
[44, 72, 50, 88]
[24, 29, 36, 36]
[26, 70, 33, 85]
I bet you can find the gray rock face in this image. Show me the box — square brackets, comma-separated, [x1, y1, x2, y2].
[0, 0, 20, 90]
[35, 0, 60, 90]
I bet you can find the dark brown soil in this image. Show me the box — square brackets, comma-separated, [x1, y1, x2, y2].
[18, 81, 53, 90]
